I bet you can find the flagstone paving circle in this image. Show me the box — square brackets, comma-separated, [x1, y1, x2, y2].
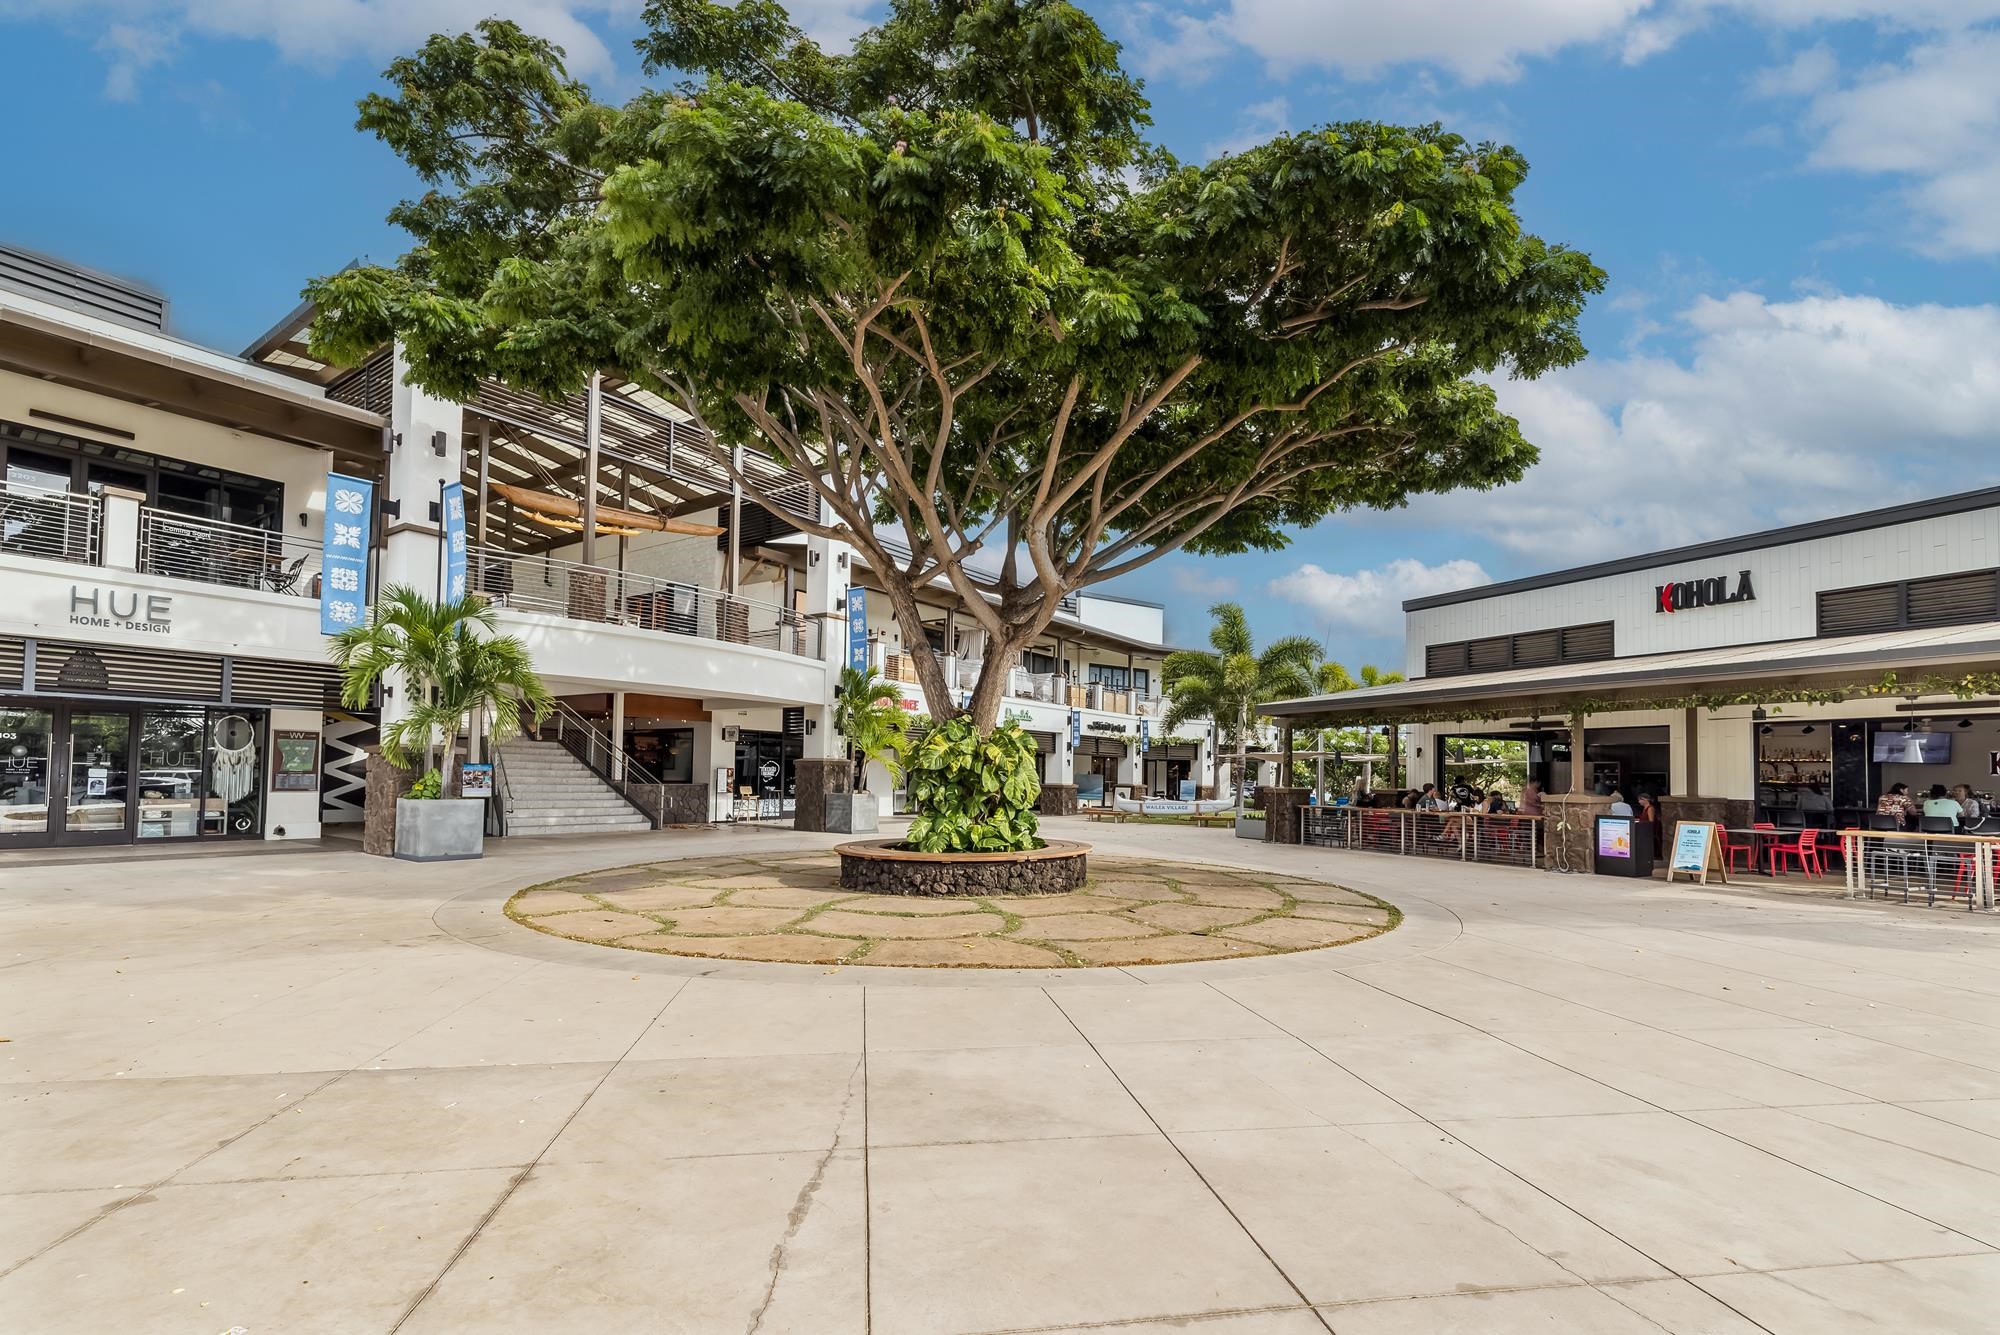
[506, 853, 1399, 968]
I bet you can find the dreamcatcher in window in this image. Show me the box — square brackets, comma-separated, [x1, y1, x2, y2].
[209, 714, 258, 805]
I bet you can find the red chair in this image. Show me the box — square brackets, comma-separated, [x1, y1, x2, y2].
[1721, 828, 1758, 873]
[1767, 828, 1825, 879]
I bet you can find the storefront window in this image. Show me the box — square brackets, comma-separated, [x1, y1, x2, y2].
[0, 706, 53, 836]
[628, 727, 695, 783]
[207, 712, 263, 836]
[65, 711, 131, 836]
[137, 707, 206, 838]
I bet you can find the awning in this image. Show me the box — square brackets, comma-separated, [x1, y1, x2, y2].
[1263, 622, 2000, 726]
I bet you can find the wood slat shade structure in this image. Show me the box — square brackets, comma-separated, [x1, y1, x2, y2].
[487, 481, 723, 538]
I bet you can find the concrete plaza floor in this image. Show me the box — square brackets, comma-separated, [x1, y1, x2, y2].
[5, 820, 2000, 1334]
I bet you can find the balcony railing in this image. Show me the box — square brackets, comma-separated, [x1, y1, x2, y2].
[471, 545, 820, 659]
[139, 508, 324, 598]
[0, 480, 99, 565]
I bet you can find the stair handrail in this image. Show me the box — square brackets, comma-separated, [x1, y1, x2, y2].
[489, 737, 513, 838]
[534, 698, 668, 828]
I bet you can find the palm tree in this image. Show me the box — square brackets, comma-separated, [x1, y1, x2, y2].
[329, 584, 554, 780]
[1162, 603, 1320, 815]
[1316, 660, 1406, 789]
[833, 663, 909, 793]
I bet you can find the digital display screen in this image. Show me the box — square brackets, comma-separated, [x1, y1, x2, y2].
[1872, 731, 1952, 764]
[1597, 817, 1633, 860]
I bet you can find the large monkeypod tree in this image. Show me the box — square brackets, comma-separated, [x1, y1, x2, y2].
[309, 0, 1604, 739]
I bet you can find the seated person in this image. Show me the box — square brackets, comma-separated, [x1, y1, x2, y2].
[1921, 783, 1964, 829]
[1876, 783, 1918, 828]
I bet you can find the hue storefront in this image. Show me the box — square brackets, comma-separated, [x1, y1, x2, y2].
[1262, 488, 2000, 833]
[0, 579, 347, 847]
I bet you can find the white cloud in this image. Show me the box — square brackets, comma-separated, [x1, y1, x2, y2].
[4, 1, 876, 96]
[94, 21, 175, 100]
[1750, 42, 1837, 98]
[1204, 95, 1289, 158]
[1170, 565, 1240, 599]
[1783, 30, 2000, 256]
[1267, 558, 1490, 637]
[1132, 2, 2000, 85]
[1401, 289, 2000, 557]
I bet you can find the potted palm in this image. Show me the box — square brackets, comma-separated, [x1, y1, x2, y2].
[828, 664, 908, 834]
[330, 584, 554, 860]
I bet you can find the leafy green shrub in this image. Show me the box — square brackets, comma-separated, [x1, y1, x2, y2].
[406, 770, 444, 800]
[905, 718, 1042, 853]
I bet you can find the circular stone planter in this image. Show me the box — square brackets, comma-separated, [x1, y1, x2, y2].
[836, 838, 1089, 897]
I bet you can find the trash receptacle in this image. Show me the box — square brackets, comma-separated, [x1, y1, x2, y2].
[1593, 815, 1654, 877]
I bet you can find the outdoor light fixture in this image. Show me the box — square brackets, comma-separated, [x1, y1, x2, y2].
[1961, 719, 1975, 728]
[1760, 725, 1773, 735]
[1751, 707, 1767, 721]
[432, 430, 449, 457]
[1800, 725, 1815, 735]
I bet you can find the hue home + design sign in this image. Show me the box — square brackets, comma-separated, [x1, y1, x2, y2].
[1654, 569, 1755, 615]
[69, 585, 173, 634]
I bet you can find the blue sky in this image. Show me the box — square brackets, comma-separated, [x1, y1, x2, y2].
[5, 1, 1998, 668]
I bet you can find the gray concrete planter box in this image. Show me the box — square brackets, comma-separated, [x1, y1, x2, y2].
[1235, 813, 1267, 841]
[395, 798, 486, 862]
[824, 791, 880, 834]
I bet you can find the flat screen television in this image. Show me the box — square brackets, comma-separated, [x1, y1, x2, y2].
[1871, 731, 1953, 764]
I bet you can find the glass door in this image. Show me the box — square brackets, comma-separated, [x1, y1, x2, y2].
[0, 706, 55, 844]
[63, 710, 134, 843]
[204, 711, 264, 837]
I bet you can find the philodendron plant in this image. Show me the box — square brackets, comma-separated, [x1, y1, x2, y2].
[905, 717, 1042, 853]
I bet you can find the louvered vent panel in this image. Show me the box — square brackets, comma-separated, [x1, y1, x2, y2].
[0, 638, 25, 691]
[1905, 569, 1998, 627]
[1559, 622, 1615, 663]
[34, 641, 222, 698]
[1466, 637, 1511, 673]
[1425, 641, 1469, 678]
[229, 657, 346, 708]
[1817, 583, 1901, 636]
[1511, 629, 1561, 667]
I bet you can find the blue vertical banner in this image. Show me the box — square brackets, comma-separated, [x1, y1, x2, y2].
[321, 472, 374, 635]
[846, 587, 869, 670]
[1069, 708, 1081, 749]
[441, 480, 468, 602]
[1139, 718, 1151, 754]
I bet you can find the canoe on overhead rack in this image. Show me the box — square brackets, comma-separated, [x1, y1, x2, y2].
[487, 482, 725, 538]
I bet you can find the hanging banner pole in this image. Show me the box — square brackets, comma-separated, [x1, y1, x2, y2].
[321, 472, 375, 635]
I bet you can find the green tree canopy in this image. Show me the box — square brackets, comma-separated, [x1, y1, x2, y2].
[308, 0, 1603, 730]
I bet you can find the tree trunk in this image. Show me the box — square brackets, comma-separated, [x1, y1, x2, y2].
[1234, 699, 1249, 818]
[875, 572, 959, 720]
[1387, 724, 1401, 790]
[967, 645, 1020, 733]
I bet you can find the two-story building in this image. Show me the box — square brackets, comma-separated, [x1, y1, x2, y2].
[1, 244, 1217, 849]
[1263, 489, 2000, 830]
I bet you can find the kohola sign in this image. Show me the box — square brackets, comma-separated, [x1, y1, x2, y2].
[1655, 569, 1755, 615]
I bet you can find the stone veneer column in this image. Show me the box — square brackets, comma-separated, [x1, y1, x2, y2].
[1038, 784, 1079, 816]
[1257, 786, 1310, 844]
[792, 756, 852, 833]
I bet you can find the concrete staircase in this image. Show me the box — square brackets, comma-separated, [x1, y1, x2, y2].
[497, 737, 653, 837]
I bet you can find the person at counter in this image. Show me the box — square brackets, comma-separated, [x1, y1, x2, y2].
[1876, 782, 1919, 828]
[1518, 780, 1544, 817]
[1954, 785, 1987, 823]
[1923, 784, 1965, 829]
[1607, 788, 1635, 818]
[1634, 793, 1662, 868]
[1797, 782, 1833, 818]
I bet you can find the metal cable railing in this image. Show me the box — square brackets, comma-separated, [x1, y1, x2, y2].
[1303, 807, 1543, 870]
[1840, 828, 1997, 909]
[138, 508, 323, 597]
[0, 480, 99, 565]
[471, 545, 819, 659]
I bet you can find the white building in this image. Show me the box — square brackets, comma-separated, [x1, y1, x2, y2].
[1264, 489, 2000, 831]
[0, 245, 1211, 849]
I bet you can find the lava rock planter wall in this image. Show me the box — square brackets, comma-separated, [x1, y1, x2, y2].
[836, 839, 1090, 897]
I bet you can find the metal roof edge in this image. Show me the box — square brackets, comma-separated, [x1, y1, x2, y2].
[1402, 485, 2000, 613]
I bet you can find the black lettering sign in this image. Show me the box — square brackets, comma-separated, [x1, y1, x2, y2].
[1653, 569, 1757, 615]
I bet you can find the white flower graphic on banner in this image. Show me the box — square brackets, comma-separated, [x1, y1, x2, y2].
[333, 489, 365, 515]
[332, 523, 362, 549]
